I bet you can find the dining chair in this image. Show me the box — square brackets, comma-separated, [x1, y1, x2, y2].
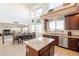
[13, 34, 20, 44]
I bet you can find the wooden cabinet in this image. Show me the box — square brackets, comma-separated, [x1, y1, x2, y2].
[65, 15, 70, 30]
[49, 42, 54, 56]
[26, 46, 38, 56]
[43, 34, 52, 38]
[43, 34, 59, 46]
[41, 49, 50, 56]
[68, 38, 78, 51]
[77, 40, 79, 52]
[65, 14, 79, 30]
[44, 20, 48, 32]
[53, 36, 59, 46]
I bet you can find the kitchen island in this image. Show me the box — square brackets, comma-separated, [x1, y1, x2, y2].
[24, 37, 55, 56]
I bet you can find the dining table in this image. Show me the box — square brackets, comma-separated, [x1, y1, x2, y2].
[13, 33, 36, 44]
[1, 32, 35, 44]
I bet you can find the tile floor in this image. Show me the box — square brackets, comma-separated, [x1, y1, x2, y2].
[0, 36, 79, 56]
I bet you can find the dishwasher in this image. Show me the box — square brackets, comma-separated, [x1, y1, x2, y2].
[59, 36, 68, 48]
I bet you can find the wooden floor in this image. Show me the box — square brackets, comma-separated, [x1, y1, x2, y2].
[0, 36, 79, 56]
[54, 46, 79, 56]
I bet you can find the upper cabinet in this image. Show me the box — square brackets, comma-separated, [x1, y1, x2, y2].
[65, 14, 79, 30]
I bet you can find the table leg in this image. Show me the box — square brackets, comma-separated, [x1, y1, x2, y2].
[2, 35, 4, 44]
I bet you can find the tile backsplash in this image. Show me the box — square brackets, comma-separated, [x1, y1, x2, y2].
[64, 30, 79, 35]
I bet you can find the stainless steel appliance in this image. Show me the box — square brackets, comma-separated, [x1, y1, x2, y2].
[59, 36, 68, 48]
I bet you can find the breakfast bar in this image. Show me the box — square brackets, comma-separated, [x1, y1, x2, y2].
[24, 37, 55, 56]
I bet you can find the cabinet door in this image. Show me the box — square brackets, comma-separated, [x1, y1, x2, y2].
[44, 20, 48, 32]
[68, 39, 77, 51]
[73, 15, 79, 30]
[50, 47, 54, 56]
[53, 36, 59, 46]
[50, 42, 54, 56]
[65, 14, 79, 30]
[69, 15, 79, 30]
[41, 49, 50, 56]
[65, 16, 70, 30]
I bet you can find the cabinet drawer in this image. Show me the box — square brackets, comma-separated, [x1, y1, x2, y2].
[41, 49, 50, 56]
[68, 39, 77, 51]
[43, 34, 52, 38]
[39, 45, 49, 55]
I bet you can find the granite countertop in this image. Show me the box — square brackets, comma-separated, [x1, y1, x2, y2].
[24, 37, 55, 51]
[43, 32, 79, 39]
[65, 35, 79, 39]
[43, 32, 67, 36]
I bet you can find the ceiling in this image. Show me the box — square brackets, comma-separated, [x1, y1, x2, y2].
[23, 3, 40, 8]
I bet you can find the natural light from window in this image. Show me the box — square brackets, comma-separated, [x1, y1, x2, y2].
[56, 20, 64, 31]
[49, 3, 63, 9]
[34, 8, 43, 15]
[49, 21, 55, 32]
[48, 19, 64, 32]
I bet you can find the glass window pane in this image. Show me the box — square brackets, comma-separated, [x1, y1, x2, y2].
[35, 8, 43, 15]
[49, 3, 63, 9]
[32, 11, 35, 18]
[31, 25, 35, 32]
[35, 24, 42, 33]
[49, 21, 55, 32]
[56, 20, 64, 31]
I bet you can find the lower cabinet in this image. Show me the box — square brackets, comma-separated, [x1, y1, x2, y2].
[49, 42, 54, 56]
[41, 49, 50, 56]
[68, 38, 78, 51]
[53, 36, 59, 46]
[43, 34, 59, 46]
[77, 40, 79, 52]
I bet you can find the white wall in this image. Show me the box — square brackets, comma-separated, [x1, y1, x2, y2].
[64, 30, 79, 35]
[0, 3, 30, 33]
[0, 3, 29, 24]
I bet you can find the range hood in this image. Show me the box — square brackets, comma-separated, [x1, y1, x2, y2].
[41, 4, 79, 20]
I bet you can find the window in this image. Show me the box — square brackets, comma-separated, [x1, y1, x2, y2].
[32, 8, 43, 18]
[32, 11, 35, 18]
[49, 21, 56, 32]
[31, 8, 43, 35]
[56, 20, 64, 31]
[23, 27, 28, 32]
[31, 25, 35, 32]
[32, 8, 43, 33]
[49, 3, 63, 9]
[34, 8, 43, 15]
[48, 20, 64, 32]
[35, 24, 42, 33]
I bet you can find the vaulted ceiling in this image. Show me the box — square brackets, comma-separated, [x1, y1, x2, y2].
[23, 3, 40, 8]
